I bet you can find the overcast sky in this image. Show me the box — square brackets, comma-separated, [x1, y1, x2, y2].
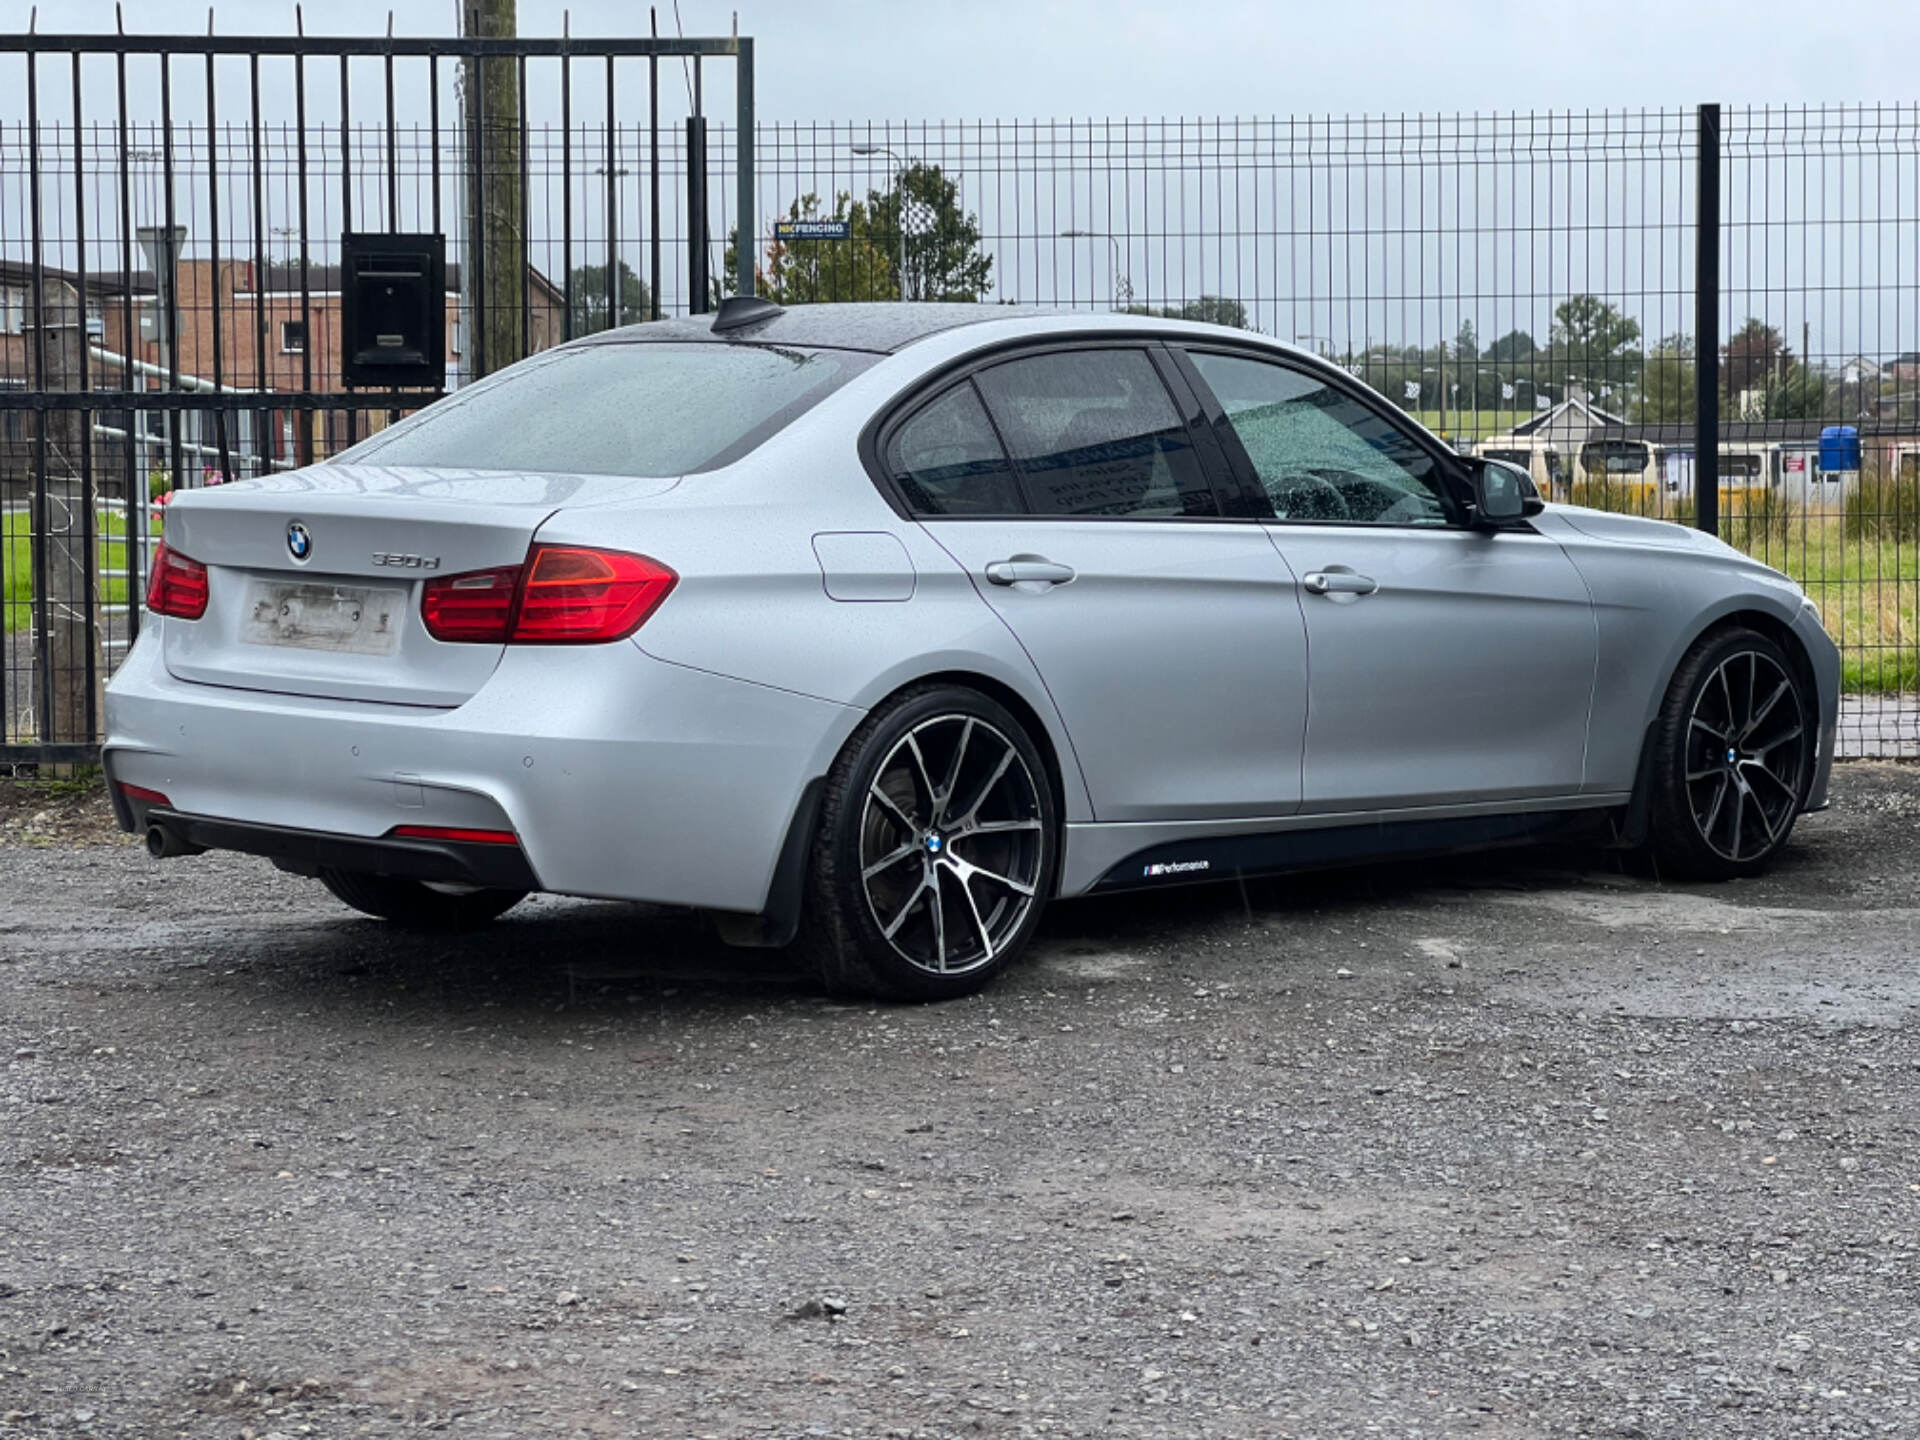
[5, 0, 1916, 118]
[4, 0, 1912, 355]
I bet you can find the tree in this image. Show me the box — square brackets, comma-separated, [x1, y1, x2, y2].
[1722, 318, 1792, 398]
[723, 191, 899, 304]
[567, 259, 651, 334]
[1487, 328, 1536, 364]
[1550, 294, 1641, 398]
[1758, 364, 1828, 420]
[1124, 295, 1250, 330]
[1452, 319, 1479, 364]
[866, 163, 993, 302]
[1636, 339, 1696, 424]
[1176, 295, 1250, 329]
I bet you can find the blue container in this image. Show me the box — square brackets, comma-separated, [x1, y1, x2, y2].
[1820, 425, 1861, 474]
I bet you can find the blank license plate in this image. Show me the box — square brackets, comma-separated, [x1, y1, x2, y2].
[241, 579, 404, 655]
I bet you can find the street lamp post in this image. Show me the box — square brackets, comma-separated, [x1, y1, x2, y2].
[594, 163, 631, 329]
[1059, 229, 1131, 308]
[851, 143, 909, 301]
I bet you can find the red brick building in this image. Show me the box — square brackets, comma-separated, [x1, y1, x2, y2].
[0, 255, 565, 490]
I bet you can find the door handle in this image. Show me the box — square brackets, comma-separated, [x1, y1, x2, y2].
[1302, 570, 1379, 596]
[986, 557, 1077, 587]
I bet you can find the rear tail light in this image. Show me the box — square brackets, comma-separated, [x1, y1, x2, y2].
[146, 541, 209, 620]
[512, 545, 677, 643]
[118, 782, 172, 808]
[420, 545, 677, 645]
[420, 566, 521, 643]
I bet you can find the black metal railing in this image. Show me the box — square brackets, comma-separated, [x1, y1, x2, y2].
[0, 35, 1914, 762]
[0, 24, 755, 765]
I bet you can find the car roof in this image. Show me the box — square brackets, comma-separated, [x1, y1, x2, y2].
[574, 301, 1033, 355]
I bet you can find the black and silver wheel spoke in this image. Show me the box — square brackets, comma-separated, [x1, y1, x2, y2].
[862, 839, 921, 881]
[934, 718, 974, 826]
[869, 782, 922, 836]
[1686, 649, 1806, 864]
[954, 872, 997, 962]
[1743, 758, 1801, 806]
[858, 713, 1044, 978]
[881, 872, 933, 940]
[949, 748, 1016, 833]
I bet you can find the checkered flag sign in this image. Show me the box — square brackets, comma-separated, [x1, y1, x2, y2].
[1402, 381, 1421, 402]
[901, 197, 940, 236]
[1501, 381, 1516, 400]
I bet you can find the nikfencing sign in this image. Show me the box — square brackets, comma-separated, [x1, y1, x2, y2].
[774, 219, 852, 240]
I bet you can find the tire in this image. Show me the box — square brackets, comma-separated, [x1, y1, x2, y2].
[795, 684, 1059, 1001]
[1646, 626, 1814, 880]
[318, 869, 527, 930]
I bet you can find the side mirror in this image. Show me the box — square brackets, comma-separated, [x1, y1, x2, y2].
[1468, 458, 1544, 527]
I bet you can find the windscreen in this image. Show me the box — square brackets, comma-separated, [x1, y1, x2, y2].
[338, 342, 875, 477]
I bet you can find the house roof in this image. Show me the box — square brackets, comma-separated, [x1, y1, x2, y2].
[0, 255, 563, 305]
[1506, 392, 1627, 436]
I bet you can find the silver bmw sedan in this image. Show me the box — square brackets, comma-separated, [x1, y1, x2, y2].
[105, 300, 1838, 999]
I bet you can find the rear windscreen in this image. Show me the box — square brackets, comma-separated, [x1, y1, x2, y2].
[337, 342, 875, 477]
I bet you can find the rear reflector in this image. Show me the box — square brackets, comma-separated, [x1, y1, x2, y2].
[419, 545, 677, 646]
[145, 541, 209, 620]
[512, 545, 677, 644]
[420, 565, 521, 643]
[118, 782, 172, 808]
[390, 824, 520, 845]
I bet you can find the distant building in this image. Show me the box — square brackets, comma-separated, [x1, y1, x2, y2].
[0, 254, 565, 490]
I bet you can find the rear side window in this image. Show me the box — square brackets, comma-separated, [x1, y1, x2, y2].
[338, 342, 874, 478]
[886, 382, 1025, 516]
[974, 349, 1218, 518]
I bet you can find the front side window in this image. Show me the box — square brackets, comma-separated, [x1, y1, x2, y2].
[339, 341, 874, 478]
[886, 382, 1024, 516]
[1188, 350, 1453, 526]
[974, 349, 1217, 518]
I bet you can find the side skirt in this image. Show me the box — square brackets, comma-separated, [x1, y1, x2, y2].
[1077, 801, 1624, 897]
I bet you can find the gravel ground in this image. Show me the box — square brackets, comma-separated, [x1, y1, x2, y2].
[2, 769, 1918, 1439]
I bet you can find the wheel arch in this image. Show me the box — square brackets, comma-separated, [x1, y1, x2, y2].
[1635, 596, 1817, 738]
[1619, 604, 1823, 845]
[874, 668, 1076, 847]
[745, 666, 1085, 947]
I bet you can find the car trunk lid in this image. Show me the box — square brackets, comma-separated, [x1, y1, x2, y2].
[159, 463, 678, 706]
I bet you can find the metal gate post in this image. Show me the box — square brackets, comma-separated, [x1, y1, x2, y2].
[735, 36, 755, 298]
[1694, 103, 1721, 535]
[687, 115, 709, 312]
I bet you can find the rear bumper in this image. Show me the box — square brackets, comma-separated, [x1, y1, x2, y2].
[103, 627, 862, 913]
[137, 803, 540, 890]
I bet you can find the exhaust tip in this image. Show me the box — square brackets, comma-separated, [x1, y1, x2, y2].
[146, 823, 203, 859]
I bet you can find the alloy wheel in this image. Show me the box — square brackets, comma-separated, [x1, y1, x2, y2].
[858, 714, 1046, 976]
[1684, 649, 1807, 863]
